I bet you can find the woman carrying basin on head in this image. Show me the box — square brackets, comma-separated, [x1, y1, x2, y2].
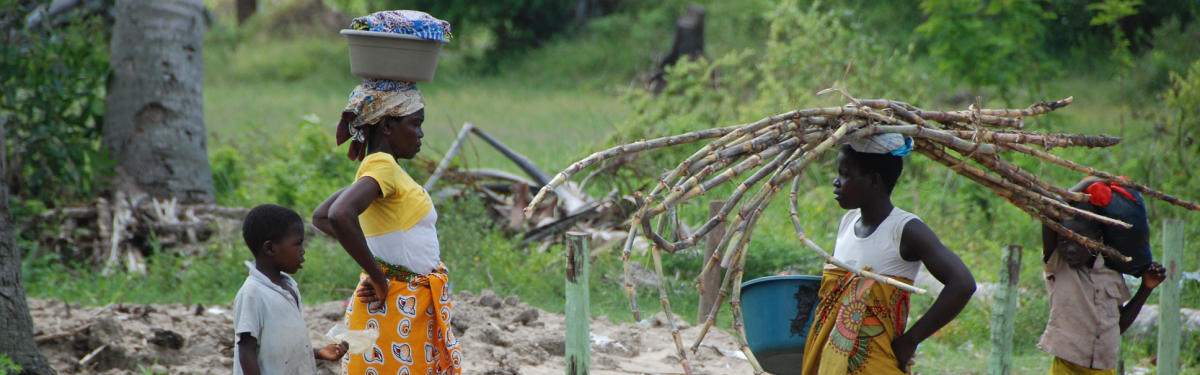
[312, 10, 461, 375]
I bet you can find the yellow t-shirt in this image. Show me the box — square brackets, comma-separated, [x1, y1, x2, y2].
[355, 153, 433, 237]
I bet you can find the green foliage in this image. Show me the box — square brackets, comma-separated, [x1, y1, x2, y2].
[1159, 60, 1200, 152]
[0, 3, 114, 211]
[916, 0, 1057, 102]
[207, 36, 353, 85]
[0, 353, 21, 375]
[501, 0, 773, 90]
[1133, 17, 1200, 94]
[384, 0, 575, 73]
[610, 0, 934, 190]
[215, 115, 363, 211]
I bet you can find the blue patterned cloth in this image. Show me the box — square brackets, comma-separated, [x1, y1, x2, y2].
[350, 10, 451, 43]
[362, 78, 416, 92]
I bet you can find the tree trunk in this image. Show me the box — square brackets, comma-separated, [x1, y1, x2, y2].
[103, 0, 213, 204]
[0, 116, 56, 375]
[648, 4, 705, 94]
[659, 4, 705, 69]
[235, 0, 255, 25]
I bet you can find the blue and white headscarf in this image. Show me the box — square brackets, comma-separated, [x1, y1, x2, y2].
[850, 134, 912, 157]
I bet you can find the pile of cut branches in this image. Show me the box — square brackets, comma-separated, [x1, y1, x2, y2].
[19, 191, 247, 275]
[524, 91, 1200, 375]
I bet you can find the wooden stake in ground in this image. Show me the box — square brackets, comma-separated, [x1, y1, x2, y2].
[988, 245, 1021, 375]
[697, 200, 725, 324]
[565, 232, 591, 375]
[1157, 220, 1183, 375]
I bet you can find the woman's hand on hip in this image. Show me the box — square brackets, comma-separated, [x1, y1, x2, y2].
[357, 275, 390, 307]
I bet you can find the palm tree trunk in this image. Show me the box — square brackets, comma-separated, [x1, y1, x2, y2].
[0, 117, 56, 375]
[103, 0, 214, 204]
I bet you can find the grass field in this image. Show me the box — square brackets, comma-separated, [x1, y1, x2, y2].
[20, 0, 1200, 373]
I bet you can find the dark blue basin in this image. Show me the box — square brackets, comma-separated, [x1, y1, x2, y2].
[740, 275, 822, 375]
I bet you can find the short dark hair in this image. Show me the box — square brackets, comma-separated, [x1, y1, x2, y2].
[839, 144, 904, 192]
[242, 204, 303, 256]
[1064, 200, 1102, 240]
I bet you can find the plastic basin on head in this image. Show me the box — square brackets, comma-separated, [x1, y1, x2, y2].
[342, 29, 442, 82]
[740, 275, 822, 375]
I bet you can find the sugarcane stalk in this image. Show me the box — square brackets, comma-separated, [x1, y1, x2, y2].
[692, 147, 801, 283]
[970, 96, 1074, 118]
[525, 124, 744, 217]
[682, 122, 825, 176]
[621, 224, 643, 322]
[690, 239, 745, 353]
[705, 124, 849, 268]
[622, 192, 650, 322]
[1021, 200, 1132, 262]
[728, 242, 766, 374]
[916, 141, 1131, 228]
[846, 124, 1000, 156]
[1001, 143, 1200, 211]
[854, 99, 1050, 128]
[658, 136, 804, 218]
[944, 130, 1121, 149]
[915, 143, 1130, 261]
[648, 214, 694, 375]
[673, 143, 802, 257]
[659, 112, 813, 194]
[968, 149, 1087, 202]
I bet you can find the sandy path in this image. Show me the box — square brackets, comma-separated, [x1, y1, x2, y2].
[28, 290, 752, 375]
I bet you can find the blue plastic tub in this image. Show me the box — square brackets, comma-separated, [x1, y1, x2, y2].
[740, 275, 822, 375]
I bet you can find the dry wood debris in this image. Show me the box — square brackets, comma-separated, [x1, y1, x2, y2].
[20, 191, 246, 275]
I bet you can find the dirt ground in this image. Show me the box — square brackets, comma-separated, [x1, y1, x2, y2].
[29, 289, 753, 375]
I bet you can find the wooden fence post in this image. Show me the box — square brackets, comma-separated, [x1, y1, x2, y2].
[566, 232, 590, 375]
[698, 200, 726, 323]
[988, 244, 1021, 375]
[1157, 219, 1183, 375]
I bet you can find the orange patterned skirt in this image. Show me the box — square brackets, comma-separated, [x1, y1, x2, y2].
[342, 263, 462, 375]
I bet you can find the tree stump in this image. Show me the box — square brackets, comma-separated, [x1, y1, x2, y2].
[649, 4, 705, 94]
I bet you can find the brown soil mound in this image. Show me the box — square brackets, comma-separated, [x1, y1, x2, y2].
[30, 290, 751, 374]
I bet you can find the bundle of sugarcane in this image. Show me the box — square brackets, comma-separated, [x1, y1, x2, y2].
[523, 90, 1200, 375]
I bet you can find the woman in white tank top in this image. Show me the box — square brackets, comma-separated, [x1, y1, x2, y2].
[803, 139, 976, 375]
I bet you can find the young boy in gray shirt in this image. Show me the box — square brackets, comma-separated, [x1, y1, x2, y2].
[234, 204, 348, 375]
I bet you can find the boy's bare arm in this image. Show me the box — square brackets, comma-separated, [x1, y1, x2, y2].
[895, 219, 976, 370]
[313, 188, 347, 238]
[1120, 262, 1167, 333]
[314, 341, 349, 361]
[1042, 223, 1057, 262]
[237, 333, 260, 375]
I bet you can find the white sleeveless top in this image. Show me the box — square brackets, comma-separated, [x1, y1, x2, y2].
[824, 207, 921, 280]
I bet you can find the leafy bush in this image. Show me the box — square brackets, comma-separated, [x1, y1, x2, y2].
[0, 353, 21, 375]
[213, 115, 360, 211]
[1158, 59, 1200, 153]
[0, 3, 112, 212]
[916, 0, 1058, 102]
[607, 0, 934, 190]
[1133, 17, 1200, 94]
[383, 0, 575, 73]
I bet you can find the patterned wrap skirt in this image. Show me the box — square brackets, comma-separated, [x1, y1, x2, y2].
[802, 267, 912, 375]
[1049, 357, 1116, 375]
[342, 262, 462, 375]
